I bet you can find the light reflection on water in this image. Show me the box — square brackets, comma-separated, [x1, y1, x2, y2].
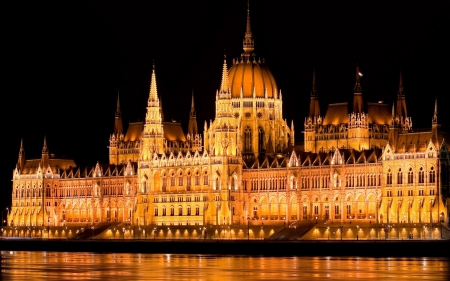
[1, 251, 449, 281]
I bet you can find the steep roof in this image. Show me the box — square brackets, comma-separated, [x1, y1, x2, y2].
[323, 103, 348, 125]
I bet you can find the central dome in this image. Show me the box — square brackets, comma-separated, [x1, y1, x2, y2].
[228, 57, 278, 99]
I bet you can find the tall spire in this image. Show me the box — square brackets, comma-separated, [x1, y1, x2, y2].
[114, 89, 123, 135]
[42, 135, 48, 154]
[353, 64, 363, 113]
[432, 97, 438, 124]
[190, 90, 196, 117]
[17, 138, 26, 171]
[396, 71, 408, 120]
[308, 68, 320, 118]
[19, 138, 25, 157]
[242, 0, 254, 55]
[148, 62, 159, 104]
[220, 54, 229, 93]
[188, 90, 198, 136]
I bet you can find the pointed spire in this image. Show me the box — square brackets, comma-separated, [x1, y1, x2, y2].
[148, 62, 158, 103]
[309, 69, 321, 118]
[242, 0, 254, 55]
[190, 90, 196, 117]
[114, 89, 123, 135]
[432, 97, 438, 124]
[397, 72, 404, 96]
[42, 135, 48, 154]
[19, 138, 25, 157]
[116, 89, 121, 117]
[396, 71, 408, 120]
[220, 54, 229, 93]
[188, 90, 198, 136]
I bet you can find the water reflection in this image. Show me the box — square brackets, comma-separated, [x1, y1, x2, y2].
[1, 251, 449, 280]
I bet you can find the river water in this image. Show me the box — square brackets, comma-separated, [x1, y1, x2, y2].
[1, 251, 449, 280]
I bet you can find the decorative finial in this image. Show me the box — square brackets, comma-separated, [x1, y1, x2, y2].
[242, 0, 254, 55]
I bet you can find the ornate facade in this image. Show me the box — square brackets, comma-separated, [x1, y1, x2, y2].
[8, 6, 449, 229]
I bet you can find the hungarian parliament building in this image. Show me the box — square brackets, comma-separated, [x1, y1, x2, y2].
[8, 7, 449, 229]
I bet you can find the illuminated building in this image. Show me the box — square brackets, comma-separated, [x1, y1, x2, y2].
[8, 5, 448, 230]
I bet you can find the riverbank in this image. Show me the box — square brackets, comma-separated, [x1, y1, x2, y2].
[1, 238, 448, 257]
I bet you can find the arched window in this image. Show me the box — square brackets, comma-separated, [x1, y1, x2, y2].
[244, 126, 252, 153]
[143, 181, 147, 193]
[408, 167, 414, 184]
[178, 171, 183, 186]
[178, 205, 183, 216]
[419, 167, 424, 183]
[397, 168, 403, 184]
[170, 206, 175, 216]
[162, 206, 166, 216]
[203, 171, 208, 185]
[195, 205, 200, 216]
[154, 207, 158, 216]
[429, 166, 436, 183]
[258, 127, 265, 154]
[171, 172, 176, 186]
[187, 206, 191, 216]
[387, 169, 392, 185]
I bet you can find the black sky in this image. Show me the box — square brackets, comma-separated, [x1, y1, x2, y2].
[2, 0, 449, 209]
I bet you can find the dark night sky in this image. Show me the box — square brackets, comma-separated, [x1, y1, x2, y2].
[2, 0, 449, 209]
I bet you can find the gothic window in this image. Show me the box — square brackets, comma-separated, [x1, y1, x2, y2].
[397, 168, 403, 184]
[258, 127, 265, 153]
[195, 170, 200, 186]
[408, 168, 414, 184]
[143, 181, 147, 193]
[178, 171, 183, 186]
[171, 172, 176, 186]
[429, 166, 436, 183]
[215, 177, 220, 190]
[244, 126, 252, 153]
[418, 167, 424, 183]
[203, 171, 208, 185]
[387, 169, 392, 185]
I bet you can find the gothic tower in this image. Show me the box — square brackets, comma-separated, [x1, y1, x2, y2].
[142, 63, 164, 158]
